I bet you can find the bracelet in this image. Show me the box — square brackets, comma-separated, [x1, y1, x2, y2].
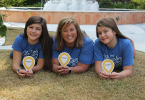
[16, 69, 22, 74]
[68, 67, 71, 74]
[99, 71, 103, 75]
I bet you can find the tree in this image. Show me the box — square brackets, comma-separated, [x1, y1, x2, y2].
[0, 14, 7, 37]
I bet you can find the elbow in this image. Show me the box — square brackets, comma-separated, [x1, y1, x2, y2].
[129, 70, 133, 76]
[82, 65, 90, 72]
[39, 65, 44, 71]
[83, 68, 88, 72]
[125, 70, 133, 77]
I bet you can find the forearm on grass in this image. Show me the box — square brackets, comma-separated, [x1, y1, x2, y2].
[31, 58, 44, 72]
[70, 62, 90, 74]
[95, 61, 103, 75]
[119, 65, 133, 78]
[12, 50, 22, 72]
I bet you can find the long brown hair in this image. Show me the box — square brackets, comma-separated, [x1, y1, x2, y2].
[23, 16, 53, 70]
[96, 18, 132, 42]
[55, 17, 86, 51]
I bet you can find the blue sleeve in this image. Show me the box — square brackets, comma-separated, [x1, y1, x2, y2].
[78, 37, 94, 64]
[12, 35, 23, 52]
[52, 37, 60, 58]
[122, 40, 133, 66]
[94, 39, 104, 61]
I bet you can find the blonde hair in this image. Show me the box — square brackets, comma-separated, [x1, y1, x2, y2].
[55, 17, 85, 51]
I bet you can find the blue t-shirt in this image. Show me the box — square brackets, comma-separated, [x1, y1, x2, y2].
[52, 36, 94, 67]
[94, 38, 133, 70]
[12, 34, 44, 65]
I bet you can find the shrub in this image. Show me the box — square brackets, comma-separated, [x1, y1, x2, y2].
[128, 0, 141, 9]
[113, 2, 124, 8]
[118, 0, 126, 4]
[99, 0, 114, 8]
[1, 0, 26, 7]
[131, 0, 141, 6]
[138, 1, 145, 9]
[25, 2, 45, 7]
[0, 14, 7, 37]
[122, 2, 130, 9]
[24, 0, 42, 5]
[128, 3, 136, 8]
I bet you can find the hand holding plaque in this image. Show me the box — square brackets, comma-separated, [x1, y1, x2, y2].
[102, 59, 114, 74]
[58, 52, 70, 66]
[23, 56, 35, 73]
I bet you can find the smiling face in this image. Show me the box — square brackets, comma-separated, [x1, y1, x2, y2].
[61, 23, 77, 48]
[26, 23, 42, 44]
[97, 26, 117, 48]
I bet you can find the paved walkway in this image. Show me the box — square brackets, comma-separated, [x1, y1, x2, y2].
[0, 22, 145, 52]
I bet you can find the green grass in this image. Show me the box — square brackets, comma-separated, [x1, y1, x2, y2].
[0, 50, 145, 99]
[4, 27, 56, 45]
[0, 27, 145, 99]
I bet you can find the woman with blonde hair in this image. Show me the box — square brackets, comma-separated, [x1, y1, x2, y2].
[52, 17, 94, 75]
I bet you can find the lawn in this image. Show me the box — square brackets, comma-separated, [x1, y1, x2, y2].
[4, 27, 56, 45]
[0, 27, 145, 99]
